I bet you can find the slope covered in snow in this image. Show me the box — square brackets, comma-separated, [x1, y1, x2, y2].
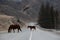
[0, 28, 60, 40]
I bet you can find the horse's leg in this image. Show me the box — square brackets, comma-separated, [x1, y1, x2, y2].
[30, 28, 32, 31]
[35, 27, 36, 30]
[17, 28, 22, 32]
[18, 29, 19, 32]
[13, 29, 15, 33]
[19, 28, 22, 32]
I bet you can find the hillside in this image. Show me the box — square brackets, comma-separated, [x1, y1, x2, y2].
[0, 0, 60, 22]
[0, 14, 25, 31]
[0, 0, 60, 29]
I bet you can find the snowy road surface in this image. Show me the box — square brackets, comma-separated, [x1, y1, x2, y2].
[0, 28, 60, 40]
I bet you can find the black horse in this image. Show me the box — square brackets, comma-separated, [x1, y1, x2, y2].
[27, 26, 36, 30]
[8, 24, 22, 33]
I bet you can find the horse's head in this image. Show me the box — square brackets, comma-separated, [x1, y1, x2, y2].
[8, 28, 11, 33]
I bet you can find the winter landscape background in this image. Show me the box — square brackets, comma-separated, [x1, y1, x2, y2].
[0, 0, 60, 40]
[0, 0, 60, 31]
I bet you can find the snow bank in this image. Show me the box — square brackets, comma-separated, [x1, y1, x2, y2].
[0, 28, 60, 40]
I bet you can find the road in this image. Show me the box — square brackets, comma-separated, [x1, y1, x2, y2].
[0, 28, 60, 40]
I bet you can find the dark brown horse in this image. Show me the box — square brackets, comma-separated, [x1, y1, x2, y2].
[8, 24, 22, 33]
[27, 26, 36, 30]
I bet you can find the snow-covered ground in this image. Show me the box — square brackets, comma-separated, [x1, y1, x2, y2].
[0, 27, 60, 40]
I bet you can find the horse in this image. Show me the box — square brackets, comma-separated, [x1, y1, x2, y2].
[8, 24, 22, 33]
[27, 26, 36, 30]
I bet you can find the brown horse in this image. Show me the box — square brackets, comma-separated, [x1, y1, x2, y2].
[8, 24, 22, 33]
[27, 26, 36, 30]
